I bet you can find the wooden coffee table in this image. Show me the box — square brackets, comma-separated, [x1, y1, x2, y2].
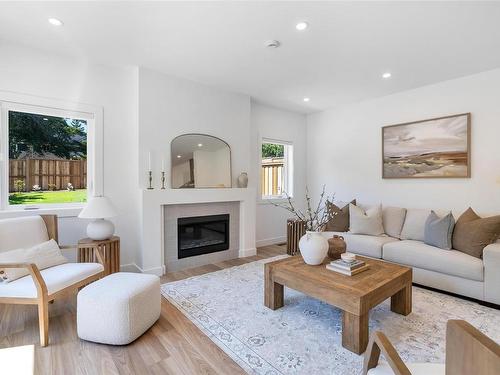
[264, 255, 412, 354]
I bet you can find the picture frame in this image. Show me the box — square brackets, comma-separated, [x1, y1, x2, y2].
[382, 113, 471, 179]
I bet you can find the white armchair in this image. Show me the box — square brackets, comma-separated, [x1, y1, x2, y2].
[0, 215, 104, 346]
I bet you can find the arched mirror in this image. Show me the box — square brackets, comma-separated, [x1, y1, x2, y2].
[171, 134, 231, 188]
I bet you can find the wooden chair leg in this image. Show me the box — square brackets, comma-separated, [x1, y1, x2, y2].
[38, 300, 49, 347]
[363, 331, 411, 375]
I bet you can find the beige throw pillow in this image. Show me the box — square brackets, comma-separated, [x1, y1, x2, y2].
[349, 204, 384, 236]
[382, 206, 407, 239]
[400, 208, 432, 241]
[0, 239, 67, 282]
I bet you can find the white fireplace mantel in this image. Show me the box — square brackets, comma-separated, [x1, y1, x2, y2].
[140, 188, 257, 275]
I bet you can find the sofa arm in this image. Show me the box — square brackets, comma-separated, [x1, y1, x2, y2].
[483, 242, 500, 304]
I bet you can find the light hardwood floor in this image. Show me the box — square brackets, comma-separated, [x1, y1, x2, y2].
[0, 244, 286, 375]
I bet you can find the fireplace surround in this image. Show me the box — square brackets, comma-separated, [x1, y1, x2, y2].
[140, 188, 256, 275]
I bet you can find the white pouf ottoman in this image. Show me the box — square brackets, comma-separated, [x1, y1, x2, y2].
[77, 272, 160, 345]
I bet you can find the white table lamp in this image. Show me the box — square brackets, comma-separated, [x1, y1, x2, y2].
[78, 196, 118, 240]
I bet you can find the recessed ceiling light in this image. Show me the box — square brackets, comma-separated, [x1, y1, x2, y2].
[382, 72, 392, 79]
[296, 22, 308, 31]
[48, 18, 63, 26]
[176, 155, 182, 159]
[198, 143, 203, 147]
[303, 97, 310, 102]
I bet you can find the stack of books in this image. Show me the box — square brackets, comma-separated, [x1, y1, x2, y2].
[326, 258, 369, 276]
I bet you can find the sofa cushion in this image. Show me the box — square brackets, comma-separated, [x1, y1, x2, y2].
[0, 262, 104, 298]
[325, 199, 355, 232]
[452, 207, 500, 259]
[349, 204, 384, 236]
[382, 206, 407, 238]
[400, 209, 432, 241]
[323, 232, 398, 258]
[424, 211, 455, 250]
[0, 216, 49, 253]
[383, 240, 483, 281]
[0, 239, 68, 282]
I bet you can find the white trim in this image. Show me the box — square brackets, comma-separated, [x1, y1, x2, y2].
[120, 263, 142, 273]
[0, 90, 104, 210]
[140, 265, 165, 276]
[262, 137, 293, 146]
[0, 206, 82, 219]
[238, 247, 257, 257]
[256, 236, 286, 247]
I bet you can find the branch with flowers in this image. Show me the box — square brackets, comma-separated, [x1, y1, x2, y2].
[270, 185, 336, 232]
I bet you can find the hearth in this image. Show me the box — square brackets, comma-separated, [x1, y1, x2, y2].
[178, 214, 230, 259]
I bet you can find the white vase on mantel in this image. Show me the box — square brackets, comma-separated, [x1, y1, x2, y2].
[237, 172, 248, 188]
[299, 231, 329, 265]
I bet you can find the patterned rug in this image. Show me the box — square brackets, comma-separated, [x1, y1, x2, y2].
[161, 256, 500, 375]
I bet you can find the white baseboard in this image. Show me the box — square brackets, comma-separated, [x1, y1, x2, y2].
[256, 236, 286, 248]
[119, 263, 142, 273]
[239, 247, 257, 257]
[119, 263, 164, 276]
[140, 265, 164, 276]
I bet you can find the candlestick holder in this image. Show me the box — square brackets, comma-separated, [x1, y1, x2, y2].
[161, 171, 166, 189]
[147, 170, 154, 190]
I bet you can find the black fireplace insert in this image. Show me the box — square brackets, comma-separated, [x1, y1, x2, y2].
[177, 214, 230, 259]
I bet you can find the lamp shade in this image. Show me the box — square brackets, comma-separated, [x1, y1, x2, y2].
[78, 196, 118, 219]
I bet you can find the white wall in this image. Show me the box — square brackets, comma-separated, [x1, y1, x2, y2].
[138, 67, 251, 190]
[0, 41, 140, 267]
[250, 101, 307, 246]
[307, 68, 500, 214]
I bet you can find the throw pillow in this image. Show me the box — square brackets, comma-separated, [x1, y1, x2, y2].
[424, 211, 455, 250]
[0, 239, 67, 282]
[382, 206, 407, 239]
[400, 208, 432, 241]
[452, 208, 500, 258]
[349, 203, 384, 236]
[325, 199, 356, 232]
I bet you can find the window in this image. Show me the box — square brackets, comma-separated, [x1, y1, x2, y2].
[261, 139, 293, 199]
[0, 97, 102, 210]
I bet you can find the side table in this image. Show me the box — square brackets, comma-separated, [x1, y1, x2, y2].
[78, 236, 120, 276]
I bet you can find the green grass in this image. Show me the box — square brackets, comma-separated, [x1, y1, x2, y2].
[9, 189, 87, 205]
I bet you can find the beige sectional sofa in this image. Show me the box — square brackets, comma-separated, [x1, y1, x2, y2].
[322, 205, 500, 305]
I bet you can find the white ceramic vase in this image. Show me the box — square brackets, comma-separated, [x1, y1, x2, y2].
[237, 172, 248, 188]
[299, 231, 329, 265]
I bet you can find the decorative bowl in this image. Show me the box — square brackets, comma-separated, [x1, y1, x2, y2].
[341, 252, 356, 263]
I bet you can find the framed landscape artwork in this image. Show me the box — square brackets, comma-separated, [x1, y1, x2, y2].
[382, 113, 471, 178]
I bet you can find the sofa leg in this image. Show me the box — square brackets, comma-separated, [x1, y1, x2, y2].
[38, 301, 49, 347]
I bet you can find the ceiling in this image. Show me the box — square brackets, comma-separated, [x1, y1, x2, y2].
[1, 1, 500, 114]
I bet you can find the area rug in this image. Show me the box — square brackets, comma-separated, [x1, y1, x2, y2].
[161, 256, 500, 375]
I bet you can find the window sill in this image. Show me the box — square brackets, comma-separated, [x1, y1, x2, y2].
[0, 205, 84, 219]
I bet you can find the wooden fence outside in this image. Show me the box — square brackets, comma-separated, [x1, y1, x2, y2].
[261, 157, 284, 197]
[9, 158, 87, 192]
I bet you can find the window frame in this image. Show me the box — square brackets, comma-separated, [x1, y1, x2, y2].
[260, 138, 294, 202]
[0, 92, 103, 212]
